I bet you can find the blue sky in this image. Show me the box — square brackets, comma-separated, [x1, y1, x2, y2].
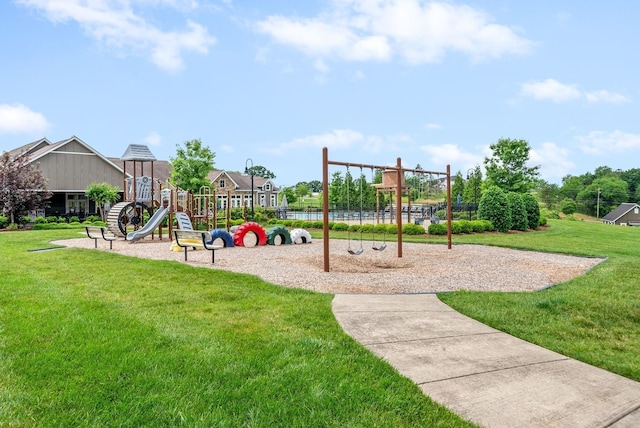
[1, 1, 638, 188]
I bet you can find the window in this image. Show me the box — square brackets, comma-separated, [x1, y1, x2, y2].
[219, 179, 226, 188]
[264, 183, 271, 191]
[635, 207, 639, 214]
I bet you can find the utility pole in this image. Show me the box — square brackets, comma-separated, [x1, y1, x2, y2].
[597, 188, 601, 218]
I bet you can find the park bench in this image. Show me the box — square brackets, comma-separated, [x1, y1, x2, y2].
[85, 226, 117, 249]
[173, 230, 218, 264]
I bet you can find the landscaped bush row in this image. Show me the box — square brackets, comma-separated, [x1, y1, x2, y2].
[32, 221, 108, 230]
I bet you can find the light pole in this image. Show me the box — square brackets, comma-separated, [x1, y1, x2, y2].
[245, 158, 254, 221]
[466, 167, 478, 220]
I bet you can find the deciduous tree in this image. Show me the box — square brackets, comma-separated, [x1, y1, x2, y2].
[484, 138, 540, 193]
[169, 139, 215, 194]
[0, 151, 52, 224]
[85, 182, 121, 221]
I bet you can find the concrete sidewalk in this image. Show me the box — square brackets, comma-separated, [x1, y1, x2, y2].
[332, 293, 640, 428]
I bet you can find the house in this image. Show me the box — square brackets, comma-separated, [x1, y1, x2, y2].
[5, 136, 280, 218]
[601, 203, 640, 226]
[207, 170, 280, 209]
[7, 136, 126, 218]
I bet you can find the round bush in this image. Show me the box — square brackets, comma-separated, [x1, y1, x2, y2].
[456, 220, 473, 234]
[402, 223, 425, 235]
[348, 224, 361, 232]
[478, 186, 511, 233]
[470, 220, 485, 233]
[332, 222, 348, 231]
[507, 192, 528, 231]
[385, 224, 398, 235]
[360, 223, 375, 233]
[373, 223, 387, 234]
[523, 193, 541, 229]
[451, 222, 462, 234]
[428, 223, 447, 235]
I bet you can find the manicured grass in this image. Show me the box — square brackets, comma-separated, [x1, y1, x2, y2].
[438, 220, 640, 382]
[311, 220, 640, 382]
[0, 230, 475, 427]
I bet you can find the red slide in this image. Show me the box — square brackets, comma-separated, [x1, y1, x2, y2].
[233, 222, 268, 247]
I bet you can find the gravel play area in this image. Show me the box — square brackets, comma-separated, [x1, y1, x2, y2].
[54, 233, 604, 294]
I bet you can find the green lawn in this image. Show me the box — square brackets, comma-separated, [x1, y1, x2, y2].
[1, 220, 638, 426]
[439, 219, 640, 381]
[0, 230, 475, 427]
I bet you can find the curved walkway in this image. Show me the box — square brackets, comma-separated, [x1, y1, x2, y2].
[332, 293, 640, 428]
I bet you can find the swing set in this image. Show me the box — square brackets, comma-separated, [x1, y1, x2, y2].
[321, 147, 452, 272]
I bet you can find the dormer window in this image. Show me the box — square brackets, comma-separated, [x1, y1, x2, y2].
[219, 179, 226, 188]
[265, 183, 271, 191]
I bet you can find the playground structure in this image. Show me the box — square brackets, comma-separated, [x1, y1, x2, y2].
[321, 147, 452, 272]
[107, 144, 163, 237]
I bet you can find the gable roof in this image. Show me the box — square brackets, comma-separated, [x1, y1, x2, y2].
[6, 137, 52, 158]
[601, 202, 640, 222]
[120, 144, 157, 161]
[27, 136, 125, 175]
[208, 170, 279, 192]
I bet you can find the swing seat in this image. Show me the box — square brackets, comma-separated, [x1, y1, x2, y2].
[372, 243, 386, 251]
[348, 247, 364, 255]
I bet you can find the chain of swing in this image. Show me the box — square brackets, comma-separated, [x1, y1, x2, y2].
[345, 166, 386, 255]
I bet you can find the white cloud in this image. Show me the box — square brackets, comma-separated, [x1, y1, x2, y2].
[17, 0, 216, 72]
[530, 142, 574, 180]
[265, 129, 365, 155]
[520, 79, 581, 102]
[263, 129, 413, 156]
[584, 90, 630, 104]
[419, 143, 483, 171]
[0, 104, 50, 134]
[256, 0, 532, 65]
[425, 123, 442, 130]
[520, 79, 629, 104]
[144, 132, 162, 146]
[575, 130, 640, 155]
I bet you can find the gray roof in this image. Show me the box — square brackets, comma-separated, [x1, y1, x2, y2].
[601, 202, 640, 222]
[120, 144, 157, 161]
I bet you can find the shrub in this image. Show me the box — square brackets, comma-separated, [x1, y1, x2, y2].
[451, 222, 462, 234]
[57, 217, 67, 224]
[291, 220, 305, 228]
[34, 216, 47, 224]
[85, 215, 101, 223]
[69, 215, 80, 223]
[46, 216, 58, 223]
[302, 221, 315, 229]
[385, 224, 398, 235]
[478, 186, 511, 233]
[539, 216, 547, 226]
[0, 215, 8, 228]
[310, 221, 323, 229]
[332, 222, 348, 231]
[456, 220, 473, 234]
[348, 224, 361, 232]
[507, 192, 528, 231]
[402, 223, 425, 235]
[522, 193, 540, 229]
[470, 220, 485, 233]
[360, 223, 375, 233]
[479, 219, 494, 232]
[540, 208, 560, 220]
[7, 223, 19, 231]
[428, 223, 447, 235]
[373, 223, 387, 234]
[560, 198, 577, 215]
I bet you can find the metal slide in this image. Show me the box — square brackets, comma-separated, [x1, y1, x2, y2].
[125, 206, 170, 242]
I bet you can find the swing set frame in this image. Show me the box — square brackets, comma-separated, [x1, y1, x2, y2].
[321, 147, 452, 272]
